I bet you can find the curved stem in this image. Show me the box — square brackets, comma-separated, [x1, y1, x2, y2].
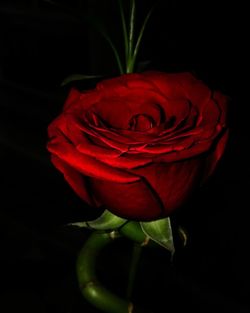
[76, 230, 149, 313]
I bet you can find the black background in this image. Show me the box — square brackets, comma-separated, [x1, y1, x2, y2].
[1, 1, 249, 312]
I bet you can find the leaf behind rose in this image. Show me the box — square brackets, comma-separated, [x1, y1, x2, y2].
[61, 74, 103, 86]
[68, 210, 127, 230]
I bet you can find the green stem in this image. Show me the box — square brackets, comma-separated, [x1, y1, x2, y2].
[127, 243, 142, 300]
[76, 230, 149, 313]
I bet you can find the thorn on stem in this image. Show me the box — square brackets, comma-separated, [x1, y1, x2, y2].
[141, 236, 150, 247]
[109, 230, 119, 240]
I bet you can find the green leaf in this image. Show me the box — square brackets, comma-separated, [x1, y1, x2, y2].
[61, 74, 102, 86]
[68, 210, 127, 230]
[140, 217, 175, 256]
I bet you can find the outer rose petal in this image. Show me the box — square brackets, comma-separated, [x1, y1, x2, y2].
[51, 155, 94, 206]
[63, 88, 101, 113]
[77, 142, 152, 169]
[213, 91, 228, 126]
[89, 177, 163, 220]
[133, 159, 204, 216]
[96, 73, 154, 97]
[201, 91, 229, 180]
[203, 129, 229, 181]
[89, 91, 165, 130]
[48, 136, 140, 184]
[49, 114, 151, 169]
[143, 71, 212, 105]
[154, 139, 213, 163]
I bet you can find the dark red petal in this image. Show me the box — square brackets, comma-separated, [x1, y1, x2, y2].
[137, 137, 195, 154]
[203, 129, 229, 181]
[133, 160, 204, 216]
[142, 72, 212, 108]
[50, 155, 95, 206]
[90, 90, 165, 129]
[154, 97, 221, 147]
[56, 115, 150, 169]
[142, 72, 194, 97]
[196, 98, 221, 129]
[96, 73, 153, 97]
[77, 141, 152, 169]
[155, 105, 198, 141]
[56, 113, 121, 158]
[63, 88, 81, 111]
[120, 105, 197, 145]
[156, 99, 191, 127]
[74, 119, 131, 152]
[63, 88, 101, 113]
[153, 139, 213, 163]
[89, 177, 163, 220]
[75, 114, 157, 152]
[213, 91, 228, 126]
[47, 128, 140, 183]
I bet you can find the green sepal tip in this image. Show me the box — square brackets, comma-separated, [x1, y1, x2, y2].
[140, 217, 175, 257]
[68, 210, 127, 230]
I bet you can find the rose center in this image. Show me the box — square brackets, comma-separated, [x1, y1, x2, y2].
[128, 114, 155, 131]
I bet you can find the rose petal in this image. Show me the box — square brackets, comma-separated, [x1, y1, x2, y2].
[63, 88, 81, 111]
[63, 88, 100, 113]
[89, 177, 164, 220]
[51, 155, 95, 206]
[213, 91, 228, 126]
[48, 127, 140, 183]
[97, 73, 154, 97]
[75, 119, 131, 152]
[154, 139, 213, 163]
[142, 72, 195, 98]
[60, 115, 149, 169]
[76, 114, 158, 151]
[90, 90, 165, 129]
[203, 129, 229, 180]
[142, 72, 213, 110]
[136, 137, 195, 154]
[155, 103, 198, 140]
[133, 160, 204, 216]
[77, 141, 152, 169]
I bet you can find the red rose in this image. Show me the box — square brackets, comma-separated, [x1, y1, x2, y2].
[47, 72, 228, 221]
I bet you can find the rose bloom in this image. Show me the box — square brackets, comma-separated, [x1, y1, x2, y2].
[47, 72, 228, 221]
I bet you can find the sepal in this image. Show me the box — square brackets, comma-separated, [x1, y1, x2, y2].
[140, 217, 175, 256]
[69, 210, 127, 230]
